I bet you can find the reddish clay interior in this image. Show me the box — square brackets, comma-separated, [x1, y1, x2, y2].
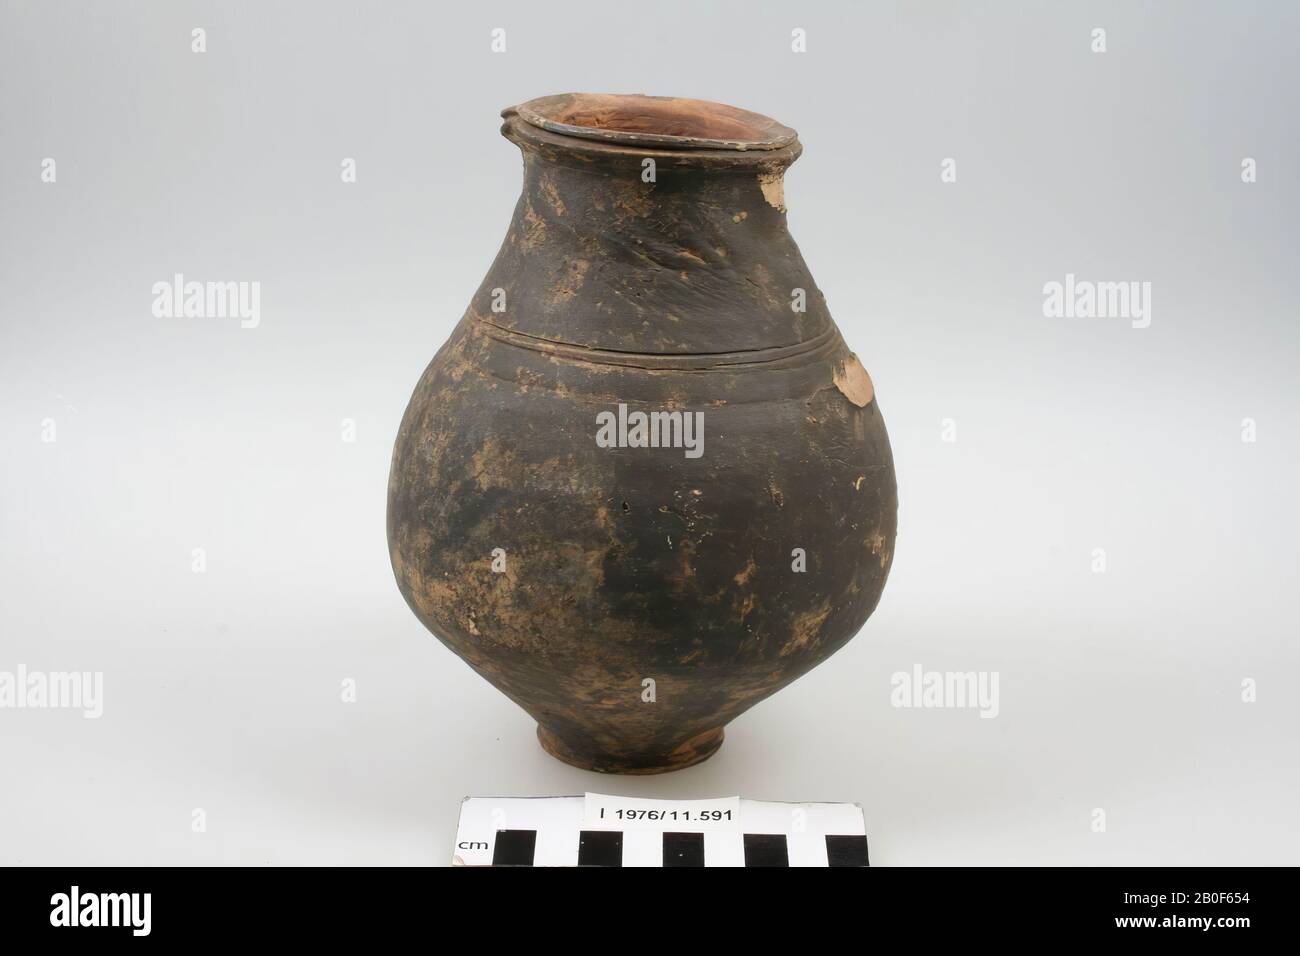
[538, 94, 784, 144]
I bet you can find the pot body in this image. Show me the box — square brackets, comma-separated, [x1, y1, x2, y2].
[388, 96, 897, 773]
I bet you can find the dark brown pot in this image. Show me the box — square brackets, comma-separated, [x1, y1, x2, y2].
[388, 93, 897, 774]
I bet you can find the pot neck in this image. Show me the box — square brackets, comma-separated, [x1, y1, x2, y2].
[474, 99, 825, 357]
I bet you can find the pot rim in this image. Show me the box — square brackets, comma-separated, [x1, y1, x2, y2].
[506, 92, 798, 152]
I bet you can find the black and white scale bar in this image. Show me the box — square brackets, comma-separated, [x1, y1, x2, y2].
[489, 829, 867, 867]
[454, 796, 869, 867]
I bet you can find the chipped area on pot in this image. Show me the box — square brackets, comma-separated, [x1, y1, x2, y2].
[758, 171, 786, 211]
[832, 353, 875, 407]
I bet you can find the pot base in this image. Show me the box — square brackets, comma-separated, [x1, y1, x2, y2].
[536, 725, 724, 775]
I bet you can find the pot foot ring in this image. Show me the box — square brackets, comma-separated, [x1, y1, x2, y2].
[536, 724, 724, 775]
